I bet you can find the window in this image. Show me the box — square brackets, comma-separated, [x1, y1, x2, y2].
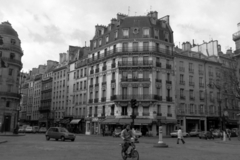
[133, 42, 138, 52]
[11, 39, 16, 45]
[102, 89, 106, 98]
[167, 105, 171, 114]
[143, 56, 149, 65]
[164, 31, 169, 42]
[143, 107, 149, 116]
[112, 72, 115, 80]
[143, 28, 150, 37]
[106, 36, 109, 43]
[200, 91, 204, 100]
[143, 87, 149, 95]
[111, 87, 115, 96]
[115, 30, 118, 39]
[8, 85, 12, 92]
[132, 71, 138, 79]
[157, 105, 161, 114]
[99, 39, 102, 46]
[190, 90, 194, 99]
[180, 74, 184, 82]
[9, 68, 13, 76]
[95, 91, 98, 99]
[96, 76, 99, 84]
[123, 29, 129, 37]
[93, 41, 96, 48]
[156, 71, 160, 79]
[189, 63, 193, 72]
[143, 42, 149, 51]
[154, 29, 159, 39]
[122, 87, 128, 99]
[123, 43, 128, 52]
[189, 76, 193, 83]
[103, 74, 106, 82]
[180, 89, 184, 97]
[132, 87, 138, 96]
[143, 71, 149, 79]
[122, 71, 128, 79]
[10, 53, 15, 59]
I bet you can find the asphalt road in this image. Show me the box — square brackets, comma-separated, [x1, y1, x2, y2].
[0, 134, 239, 160]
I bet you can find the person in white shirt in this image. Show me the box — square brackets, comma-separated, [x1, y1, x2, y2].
[177, 127, 185, 144]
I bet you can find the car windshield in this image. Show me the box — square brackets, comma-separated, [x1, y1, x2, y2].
[60, 128, 69, 132]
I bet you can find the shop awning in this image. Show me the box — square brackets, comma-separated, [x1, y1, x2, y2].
[70, 119, 82, 124]
[59, 118, 71, 124]
[160, 119, 177, 124]
[135, 119, 152, 125]
[101, 118, 120, 124]
[119, 119, 131, 125]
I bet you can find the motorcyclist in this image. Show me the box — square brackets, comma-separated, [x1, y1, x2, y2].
[120, 124, 135, 156]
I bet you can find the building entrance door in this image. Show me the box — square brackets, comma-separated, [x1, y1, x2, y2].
[4, 115, 11, 132]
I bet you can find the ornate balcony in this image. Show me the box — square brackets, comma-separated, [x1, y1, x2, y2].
[111, 63, 116, 68]
[39, 106, 51, 112]
[102, 66, 107, 71]
[166, 97, 172, 102]
[180, 81, 185, 85]
[111, 79, 116, 83]
[189, 69, 194, 73]
[90, 70, 94, 74]
[156, 79, 162, 83]
[101, 97, 106, 102]
[112, 94, 162, 101]
[118, 60, 153, 67]
[95, 68, 99, 73]
[167, 113, 172, 117]
[88, 99, 93, 103]
[189, 82, 195, 86]
[121, 78, 150, 82]
[156, 62, 161, 67]
[154, 95, 162, 101]
[166, 80, 172, 85]
[166, 64, 172, 69]
[179, 67, 185, 72]
[94, 98, 99, 103]
[180, 96, 185, 100]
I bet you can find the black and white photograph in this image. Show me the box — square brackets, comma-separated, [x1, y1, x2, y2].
[0, 0, 240, 160]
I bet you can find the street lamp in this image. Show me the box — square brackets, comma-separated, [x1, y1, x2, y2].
[130, 99, 137, 129]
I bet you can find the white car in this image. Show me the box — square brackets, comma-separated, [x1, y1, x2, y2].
[25, 126, 33, 133]
[189, 129, 201, 137]
[134, 130, 142, 138]
[170, 130, 189, 137]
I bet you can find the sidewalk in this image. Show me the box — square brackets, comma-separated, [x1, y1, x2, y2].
[215, 137, 240, 145]
[0, 132, 26, 136]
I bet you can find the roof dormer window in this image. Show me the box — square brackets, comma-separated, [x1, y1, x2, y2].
[164, 31, 169, 42]
[93, 41, 96, 49]
[143, 28, 150, 37]
[123, 29, 129, 38]
[115, 30, 118, 39]
[11, 39, 16, 45]
[106, 36, 109, 43]
[154, 29, 159, 39]
[99, 39, 102, 47]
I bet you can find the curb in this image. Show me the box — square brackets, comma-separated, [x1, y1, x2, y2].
[0, 141, 8, 144]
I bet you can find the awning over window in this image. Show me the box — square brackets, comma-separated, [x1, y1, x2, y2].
[160, 119, 177, 124]
[119, 118, 152, 125]
[59, 118, 71, 124]
[119, 119, 131, 125]
[101, 118, 120, 124]
[70, 119, 82, 124]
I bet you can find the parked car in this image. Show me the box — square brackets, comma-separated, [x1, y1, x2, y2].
[112, 128, 122, 137]
[212, 129, 222, 138]
[18, 125, 28, 133]
[45, 127, 75, 141]
[32, 126, 39, 133]
[199, 131, 214, 139]
[25, 126, 34, 133]
[170, 130, 189, 138]
[189, 129, 201, 137]
[39, 127, 47, 133]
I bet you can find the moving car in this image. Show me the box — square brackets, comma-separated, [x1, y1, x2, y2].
[212, 129, 222, 138]
[170, 130, 189, 138]
[199, 131, 214, 139]
[189, 129, 201, 137]
[45, 127, 75, 141]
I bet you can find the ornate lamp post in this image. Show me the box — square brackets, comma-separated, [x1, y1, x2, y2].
[130, 99, 137, 128]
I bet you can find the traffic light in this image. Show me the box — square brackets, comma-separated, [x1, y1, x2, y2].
[131, 99, 137, 108]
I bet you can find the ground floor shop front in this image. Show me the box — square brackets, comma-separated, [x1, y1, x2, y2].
[85, 117, 177, 136]
[177, 116, 207, 132]
[0, 108, 18, 133]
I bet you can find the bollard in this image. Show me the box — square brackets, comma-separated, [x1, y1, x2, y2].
[153, 126, 168, 148]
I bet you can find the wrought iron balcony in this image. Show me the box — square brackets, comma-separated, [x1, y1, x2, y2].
[39, 106, 51, 112]
[156, 79, 162, 83]
[111, 79, 116, 83]
[142, 113, 150, 116]
[166, 80, 172, 85]
[118, 60, 153, 67]
[167, 113, 172, 117]
[113, 94, 161, 100]
[154, 95, 162, 101]
[180, 96, 185, 100]
[166, 97, 172, 102]
[95, 68, 99, 73]
[189, 69, 194, 73]
[101, 97, 106, 102]
[102, 66, 107, 71]
[180, 81, 185, 85]
[88, 99, 93, 103]
[179, 67, 185, 72]
[111, 63, 116, 68]
[166, 64, 172, 69]
[199, 83, 204, 88]
[102, 82, 106, 86]
[90, 70, 94, 74]
[94, 114, 98, 117]
[190, 97, 195, 101]
[94, 98, 99, 103]
[95, 83, 99, 87]
[199, 70, 204, 75]
[189, 82, 195, 86]
[121, 78, 150, 82]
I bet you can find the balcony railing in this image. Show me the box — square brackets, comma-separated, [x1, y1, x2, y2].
[210, 99, 215, 103]
[39, 106, 51, 112]
[111, 63, 116, 68]
[179, 67, 185, 72]
[101, 97, 106, 102]
[154, 95, 162, 101]
[0, 92, 21, 99]
[156, 79, 162, 83]
[166, 97, 172, 102]
[111, 79, 116, 83]
[102, 81, 106, 86]
[94, 98, 99, 103]
[180, 96, 185, 100]
[189, 69, 194, 73]
[118, 60, 153, 67]
[190, 97, 195, 101]
[0, 57, 22, 66]
[95, 83, 99, 87]
[88, 47, 173, 64]
[112, 94, 163, 100]
[90, 70, 94, 74]
[102, 66, 107, 71]
[142, 113, 150, 116]
[95, 68, 99, 73]
[189, 82, 195, 86]
[101, 113, 106, 117]
[199, 83, 204, 88]
[166, 64, 172, 69]
[157, 113, 162, 116]
[200, 97, 205, 101]
[88, 99, 93, 103]
[121, 78, 150, 82]
[199, 70, 204, 75]
[89, 84, 93, 88]
[94, 114, 98, 117]
[166, 80, 172, 84]
[233, 30, 240, 40]
[88, 114, 92, 117]
[121, 112, 128, 116]
[180, 81, 185, 85]
[167, 113, 172, 117]
[110, 112, 115, 116]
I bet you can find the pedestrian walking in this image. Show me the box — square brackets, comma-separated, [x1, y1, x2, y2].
[177, 127, 185, 144]
[226, 128, 231, 141]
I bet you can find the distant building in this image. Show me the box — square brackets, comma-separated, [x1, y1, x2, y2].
[0, 21, 23, 132]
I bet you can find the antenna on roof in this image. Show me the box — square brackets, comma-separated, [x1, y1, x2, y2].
[128, 6, 130, 16]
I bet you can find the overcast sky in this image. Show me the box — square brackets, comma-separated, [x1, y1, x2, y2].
[0, 0, 240, 71]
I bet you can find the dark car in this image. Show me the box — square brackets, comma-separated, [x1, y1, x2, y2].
[45, 127, 76, 141]
[199, 131, 214, 140]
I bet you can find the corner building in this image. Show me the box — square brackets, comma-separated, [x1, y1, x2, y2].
[86, 12, 176, 136]
[0, 22, 23, 132]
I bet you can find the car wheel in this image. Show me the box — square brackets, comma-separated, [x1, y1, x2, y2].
[61, 136, 65, 141]
[71, 139, 75, 142]
[46, 136, 50, 141]
[55, 139, 58, 141]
